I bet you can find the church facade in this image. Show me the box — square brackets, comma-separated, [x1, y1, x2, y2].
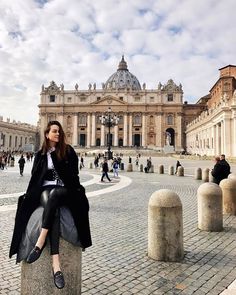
[39, 56, 205, 152]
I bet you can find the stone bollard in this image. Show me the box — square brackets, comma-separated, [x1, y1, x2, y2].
[158, 165, 164, 174]
[168, 165, 174, 175]
[10, 160, 15, 167]
[139, 164, 143, 172]
[120, 163, 124, 170]
[202, 168, 210, 182]
[148, 189, 184, 261]
[150, 165, 154, 173]
[89, 162, 93, 169]
[177, 166, 184, 176]
[220, 178, 236, 215]
[21, 239, 82, 295]
[127, 163, 133, 172]
[228, 173, 236, 181]
[197, 183, 223, 231]
[209, 170, 214, 182]
[194, 168, 202, 180]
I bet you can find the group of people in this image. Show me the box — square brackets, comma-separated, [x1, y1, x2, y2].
[211, 154, 231, 184]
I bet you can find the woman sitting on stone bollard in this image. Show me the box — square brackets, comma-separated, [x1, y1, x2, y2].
[9, 121, 92, 289]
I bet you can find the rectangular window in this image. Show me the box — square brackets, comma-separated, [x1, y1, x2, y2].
[67, 97, 72, 102]
[150, 97, 154, 102]
[49, 95, 55, 102]
[119, 97, 123, 101]
[135, 97, 140, 102]
[97, 97, 101, 101]
[167, 94, 173, 102]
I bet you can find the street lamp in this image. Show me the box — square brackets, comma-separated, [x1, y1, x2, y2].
[99, 107, 119, 160]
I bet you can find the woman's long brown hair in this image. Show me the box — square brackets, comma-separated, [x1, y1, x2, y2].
[41, 121, 67, 160]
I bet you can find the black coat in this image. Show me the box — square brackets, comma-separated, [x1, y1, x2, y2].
[211, 160, 231, 184]
[9, 145, 92, 259]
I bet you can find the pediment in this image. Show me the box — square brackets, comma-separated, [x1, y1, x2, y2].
[91, 95, 128, 106]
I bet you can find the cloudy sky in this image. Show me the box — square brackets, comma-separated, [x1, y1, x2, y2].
[0, 0, 235, 125]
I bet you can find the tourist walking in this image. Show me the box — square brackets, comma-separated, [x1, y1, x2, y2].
[18, 154, 26, 176]
[211, 154, 231, 184]
[175, 160, 182, 174]
[112, 158, 119, 178]
[101, 158, 111, 182]
[9, 120, 92, 289]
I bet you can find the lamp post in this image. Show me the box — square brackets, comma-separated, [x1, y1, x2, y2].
[99, 107, 119, 160]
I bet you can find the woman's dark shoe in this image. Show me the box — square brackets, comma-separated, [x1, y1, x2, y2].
[26, 246, 44, 264]
[53, 271, 65, 289]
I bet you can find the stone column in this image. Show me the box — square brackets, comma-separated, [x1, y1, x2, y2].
[215, 124, 220, 155]
[223, 118, 231, 156]
[129, 114, 132, 147]
[114, 125, 118, 146]
[21, 239, 82, 295]
[156, 112, 162, 148]
[86, 113, 91, 148]
[197, 183, 223, 231]
[91, 113, 96, 146]
[148, 189, 184, 261]
[40, 114, 47, 146]
[57, 113, 64, 126]
[101, 124, 105, 146]
[220, 121, 224, 155]
[123, 113, 128, 146]
[232, 110, 236, 157]
[72, 114, 78, 146]
[142, 114, 146, 147]
[176, 113, 183, 151]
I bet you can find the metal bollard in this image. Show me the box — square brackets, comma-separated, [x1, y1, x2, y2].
[194, 168, 202, 180]
[158, 165, 164, 174]
[197, 183, 223, 231]
[139, 163, 143, 172]
[127, 163, 133, 172]
[21, 239, 82, 295]
[220, 178, 236, 215]
[168, 165, 174, 175]
[202, 168, 210, 182]
[177, 166, 184, 176]
[148, 189, 184, 261]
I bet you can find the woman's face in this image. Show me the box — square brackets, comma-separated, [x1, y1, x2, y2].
[47, 124, 60, 146]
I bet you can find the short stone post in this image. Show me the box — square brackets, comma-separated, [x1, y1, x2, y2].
[21, 239, 82, 295]
[220, 178, 236, 215]
[228, 173, 236, 181]
[168, 165, 174, 175]
[177, 166, 184, 176]
[139, 164, 143, 172]
[150, 165, 154, 173]
[127, 163, 133, 172]
[194, 168, 202, 180]
[148, 189, 184, 261]
[209, 170, 214, 182]
[120, 163, 124, 170]
[158, 165, 164, 174]
[89, 162, 93, 169]
[197, 183, 223, 231]
[202, 168, 210, 182]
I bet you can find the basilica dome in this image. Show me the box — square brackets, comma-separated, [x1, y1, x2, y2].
[104, 56, 141, 91]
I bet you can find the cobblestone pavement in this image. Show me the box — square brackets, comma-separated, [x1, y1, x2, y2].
[1, 156, 236, 294]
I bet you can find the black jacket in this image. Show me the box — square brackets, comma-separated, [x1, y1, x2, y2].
[211, 160, 231, 184]
[9, 145, 92, 259]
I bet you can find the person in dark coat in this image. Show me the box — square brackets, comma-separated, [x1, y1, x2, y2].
[175, 160, 182, 174]
[101, 158, 111, 182]
[211, 155, 231, 184]
[9, 121, 92, 289]
[18, 154, 26, 176]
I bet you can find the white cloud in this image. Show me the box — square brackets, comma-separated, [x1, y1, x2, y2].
[0, 0, 235, 124]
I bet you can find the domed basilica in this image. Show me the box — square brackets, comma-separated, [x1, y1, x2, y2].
[39, 57, 236, 156]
